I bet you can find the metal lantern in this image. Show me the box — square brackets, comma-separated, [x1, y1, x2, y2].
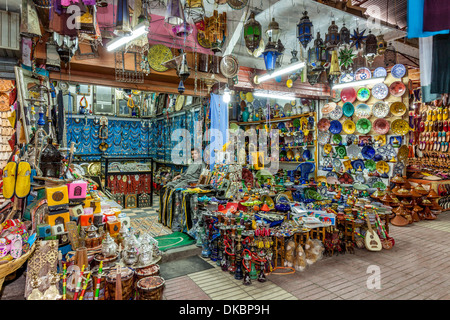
[290, 49, 299, 63]
[244, 12, 262, 53]
[340, 22, 350, 45]
[266, 18, 281, 43]
[262, 41, 281, 72]
[377, 34, 387, 55]
[384, 42, 397, 67]
[325, 21, 340, 50]
[297, 11, 314, 49]
[365, 30, 378, 57]
[308, 32, 326, 67]
[165, 0, 186, 26]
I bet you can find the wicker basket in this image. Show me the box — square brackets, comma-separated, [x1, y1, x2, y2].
[0, 244, 35, 291]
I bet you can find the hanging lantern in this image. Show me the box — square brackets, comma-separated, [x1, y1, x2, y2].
[339, 22, 350, 45]
[262, 39, 284, 72]
[184, 0, 206, 24]
[205, 10, 227, 53]
[308, 32, 325, 68]
[165, 0, 186, 26]
[325, 21, 340, 50]
[384, 42, 397, 67]
[377, 34, 387, 55]
[297, 11, 314, 49]
[115, 0, 132, 35]
[290, 49, 299, 63]
[329, 50, 340, 76]
[365, 30, 378, 57]
[243, 11, 262, 54]
[178, 53, 191, 82]
[266, 18, 281, 43]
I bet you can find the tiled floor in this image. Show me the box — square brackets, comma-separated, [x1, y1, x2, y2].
[124, 201, 450, 300]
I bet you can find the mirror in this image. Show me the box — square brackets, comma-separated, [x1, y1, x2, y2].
[76, 84, 91, 95]
[93, 85, 115, 115]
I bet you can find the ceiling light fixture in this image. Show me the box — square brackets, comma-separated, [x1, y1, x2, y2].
[106, 21, 149, 52]
[254, 61, 305, 84]
[332, 77, 386, 89]
[253, 91, 296, 100]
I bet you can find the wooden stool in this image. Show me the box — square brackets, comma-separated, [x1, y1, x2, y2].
[273, 236, 285, 268]
[294, 232, 309, 249]
[309, 227, 326, 242]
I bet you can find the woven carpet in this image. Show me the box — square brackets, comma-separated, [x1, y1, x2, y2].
[129, 215, 172, 238]
[154, 232, 196, 252]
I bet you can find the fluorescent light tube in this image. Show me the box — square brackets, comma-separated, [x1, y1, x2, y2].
[107, 22, 149, 52]
[255, 62, 306, 84]
[332, 77, 386, 89]
[254, 92, 296, 100]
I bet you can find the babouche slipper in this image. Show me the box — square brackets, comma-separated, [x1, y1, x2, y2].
[2, 162, 17, 199]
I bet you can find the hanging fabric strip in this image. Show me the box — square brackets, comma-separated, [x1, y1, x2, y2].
[406, 0, 449, 39]
[209, 93, 229, 170]
[419, 36, 441, 102]
[423, 0, 450, 32]
[430, 34, 450, 95]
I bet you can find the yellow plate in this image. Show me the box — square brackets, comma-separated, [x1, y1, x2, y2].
[246, 92, 254, 102]
[240, 91, 246, 100]
[148, 44, 173, 72]
[391, 119, 410, 135]
[343, 119, 356, 134]
[376, 161, 389, 174]
[390, 102, 407, 117]
[323, 144, 332, 154]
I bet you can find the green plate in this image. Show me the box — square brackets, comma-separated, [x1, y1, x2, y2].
[356, 118, 372, 134]
[336, 145, 347, 158]
[342, 102, 355, 117]
[333, 134, 342, 144]
[365, 159, 376, 171]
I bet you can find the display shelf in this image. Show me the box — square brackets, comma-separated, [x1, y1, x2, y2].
[232, 112, 315, 126]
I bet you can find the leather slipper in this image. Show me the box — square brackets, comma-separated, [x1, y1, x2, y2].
[15, 161, 31, 199]
[2, 162, 16, 199]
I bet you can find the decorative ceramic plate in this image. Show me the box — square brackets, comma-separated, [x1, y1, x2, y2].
[341, 87, 357, 103]
[335, 144, 346, 157]
[355, 104, 372, 118]
[355, 67, 372, 81]
[352, 159, 365, 171]
[376, 161, 390, 174]
[372, 101, 390, 118]
[347, 144, 360, 159]
[373, 67, 388, 78]
[365, 159, 376, 171]
[318, 131, 331, 145]
[148, 45, 173, 72]
[332, 158, 343, 172]
[389, 81, 406, 97]
[331, 89, 342, 103]
[390, 102, 407, 117]
[356, 118, 372, 134]
[391, 119, 410, 135]
[329, 105, 343, 120]
[361, 145, 376, 159]
[333, 134, 343, 144]
[372, 181, 387, 190]
[318, 118, 331, 132]
[357, 87, 371, 102]
[329, 120, 343, 134]
[322, 102, 337, 115]
[220, 54, 240, 78]
[391, 64, 406, 79]
[372, 83, 389, 100]
[240, 91, 246, 100]
[343, 119, 356, 134]
[246, 92, 254, 102]
[342, 102, 355, 117]
[373, 118, 390, 135]
[340, 72, 355, 83]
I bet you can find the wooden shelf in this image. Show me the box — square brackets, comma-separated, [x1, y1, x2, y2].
[280, 145, 315, 149]
[279, 161, 315, 164]
[232, 112, 315, 126]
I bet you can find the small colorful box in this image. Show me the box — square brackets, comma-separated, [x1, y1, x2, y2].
[46, 185, 69, 210]
[67, 180, 88, 200]
[51, 224, 65, 236]
[37, 224, 52, 238]
[46, 211, 70, 229]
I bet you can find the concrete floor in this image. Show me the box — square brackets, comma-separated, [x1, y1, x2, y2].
[2, 212, 449, 300]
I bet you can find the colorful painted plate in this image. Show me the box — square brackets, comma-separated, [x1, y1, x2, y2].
[318, 118, 331, 132]
[376, 161, 390, 174]
[373, 118, 390, 135]
[372, 101, 390, 118]
[322, 102, 337, 115]
[356, 118, 372, 134]
[329, 120, 342, 134]
[352, 159, 365, 171]
[390, 102, 407, 117]
[355, 103, 372, 118]
[355, 67, 372, 81]
[318, 131, 331, 145]
[341, 87, 357, 103]
[365, 159, 376, 171]
[391, 119, 410, 136]
[342, 102, 355, 117]
[372, 82, 389, 100]
[331, 88, 342, 103]
[391, 64, 406, 79]
[329, 105, 343, 120]
[340, 72, 355, 83]
[373, 67, 387, 78]
[389, 81, 406, 97]
[342, 119, 356, 134]
[346, 144, 360, 159]
[357, 87, 371, 102]
[361, 145, 376, 159]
